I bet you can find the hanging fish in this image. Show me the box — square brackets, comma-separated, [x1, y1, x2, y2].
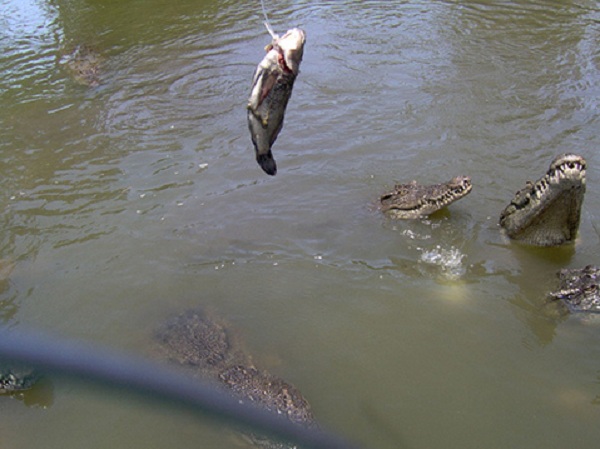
[247, 27, 306, 175]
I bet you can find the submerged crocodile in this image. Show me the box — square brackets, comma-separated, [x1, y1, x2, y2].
[380, 176, 472, 219]
[155, 309, 315, 447]
[499, 153, 586, 246]
[61, 45, 102, 87]
[548, 266, 600, 313]
[0, 366, 39, 394]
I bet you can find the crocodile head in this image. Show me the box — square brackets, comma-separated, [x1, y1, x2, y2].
[548, 265, 600, 313]
[0, 366, 39, 393]
[380, 176, 472, 219]
[499, 153, 586, 246]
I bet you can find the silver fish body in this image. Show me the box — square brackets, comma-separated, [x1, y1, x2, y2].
[247, 28, 305, 175]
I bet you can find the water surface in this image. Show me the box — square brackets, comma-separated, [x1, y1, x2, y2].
[1, 0, 600, 448]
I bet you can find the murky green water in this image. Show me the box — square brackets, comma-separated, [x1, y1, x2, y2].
[1, 0, 600, 447]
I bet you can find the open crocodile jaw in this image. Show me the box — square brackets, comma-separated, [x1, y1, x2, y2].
[499, 154, 586, 246]
[380, 176, 472, 219]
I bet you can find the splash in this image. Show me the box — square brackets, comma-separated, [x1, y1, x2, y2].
[419, 245, 466, 280]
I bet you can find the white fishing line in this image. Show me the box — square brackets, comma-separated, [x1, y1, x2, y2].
[260, 0, 278, 38]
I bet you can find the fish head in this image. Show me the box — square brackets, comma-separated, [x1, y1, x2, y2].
[276, 28, 306, 75]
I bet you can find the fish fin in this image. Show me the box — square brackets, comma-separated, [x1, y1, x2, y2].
[248, 67, 278, 112]
[247, 68, 265, 111]
[260, 73, 278, 104]
[257, 151, 277, 176]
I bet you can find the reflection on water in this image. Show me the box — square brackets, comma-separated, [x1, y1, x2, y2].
[1, 0, 600, 448]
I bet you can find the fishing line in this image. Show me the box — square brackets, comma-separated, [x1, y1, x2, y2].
[260, 0, 278, 38]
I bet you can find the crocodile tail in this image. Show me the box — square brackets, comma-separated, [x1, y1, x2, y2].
[257, 151, 277, 176]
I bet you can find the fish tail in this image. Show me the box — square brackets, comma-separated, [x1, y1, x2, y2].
[257, 151, 277, 176]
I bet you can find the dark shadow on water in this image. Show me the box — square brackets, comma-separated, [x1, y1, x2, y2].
[513, 242, 577, 265]
[504, 242, 577, 346]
